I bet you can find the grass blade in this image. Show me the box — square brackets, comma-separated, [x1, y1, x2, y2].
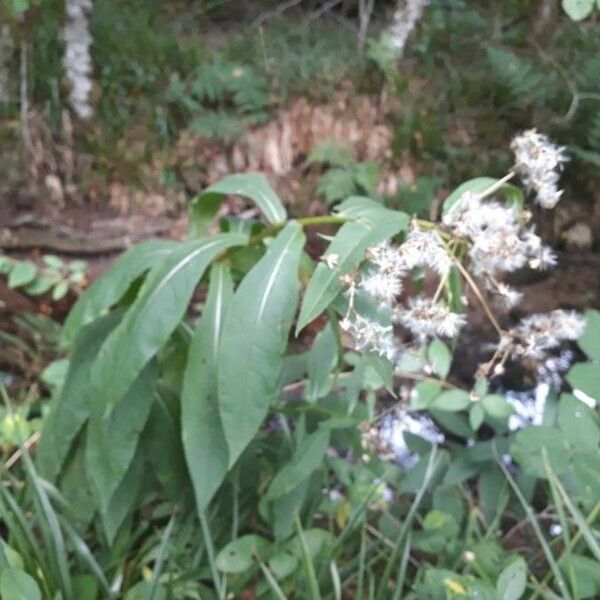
[391, 531, 412, 600]
[258, 560, 287, 600]
[294, 512, 322, 600]
[375, 446, 439, 600]
[498, 459, 571, 600]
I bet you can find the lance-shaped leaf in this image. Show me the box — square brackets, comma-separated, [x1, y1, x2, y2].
[37, 312, 122, 482]
[219, 222, 305, 466]
[85, 361, 157, 513]
[182, 265, 233, 514]
[265, 428, 331, 500]
[296, 208, 409, 333]
[62, 240, 177, 346]
[190, 173, 287, 237]
[91, 233, 246, 414]
[442, 177, 523, 213]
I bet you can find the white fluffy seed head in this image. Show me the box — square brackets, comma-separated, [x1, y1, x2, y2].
[397, 296, 466, 339]
[511, 129, 568, 209]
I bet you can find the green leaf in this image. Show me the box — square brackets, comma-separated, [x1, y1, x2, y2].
[496, 558, 527, 600]
[52, 281, 69, 301]
[62, 240, 177, 346]
[481, 394, 513, 419]
[558, 393, 600, 450]
[578, 310, 600, 360]
[92, 233, 246, 414]
[442, 177, 523, 213]
[182, 264, 234, 514]
[7, 261, 37, 288]
[410, 381, 442, 410]
[100, 450, 146, 545]
[364, 352, 395, 396]
[37, 312, 122, 482]
[266, 428, 330, 499]
[43, 255, 64, 269]
[305, 323, 338, 402]
[85, 361, 157, 513]
[427, 339, 452, 379]
[562, 0, 595, 20]
[0, 568, 41, 600]
[296, 210, 408, 333]
[431, 390, 470, 412]
[510, 426, 571, 478]
[216, 535, 271, 574]
[190, 173, 287, 237]
[307, 140, 353, 167]
[24, 276, 56, 296]
[268, 551, 299, 579]
[469, 403, 485, 431]
[124, 581, 168, 600]
[567, 363, 600, 405]
[219, 223, 305, 465]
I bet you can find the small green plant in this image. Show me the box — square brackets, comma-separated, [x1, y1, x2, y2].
[11, 130, 595, 597]
[169, 56, 269, 142]
[0, 255, 87, 301]
[308, 140, 381, 205]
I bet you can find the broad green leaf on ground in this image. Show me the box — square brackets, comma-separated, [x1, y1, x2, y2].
[216, 535, 272, 574]
[91, 233, 246, 414]
[62, 240, 177, 346]
[566, 363, 600, 404]
[85, 361, 157, 513]
[510, 426, 571, 478]
[0, 568, 41, 600]
[578, 309, 600, 360]
[442, 177, 523, 213]
[266, 428, 330, 499]
[182, 264, 234, 514]
[496, 558, 527, 600]
[219, 222, 305, 466]
[558, 393, 600, 450]
[296, 209, 408, 333]
[189, 173, 287, 237]
[427, 339, 452, 379]
[431, 390, 470, 412]
[124, 581, 168, 600]
[305, 323, 338, 402]
[7, 261, 37, 288]
[37, 312, 122, 482]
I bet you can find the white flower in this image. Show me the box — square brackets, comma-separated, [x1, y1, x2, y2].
[397, 296, 466, 339]
[508, 309, 585, 359]
[399, 227, 452, 276]
[321, 253, 340, 269]
[511, 129, 568, 209]
[342, 314, 397, 361]
[361, 270, 402, 306]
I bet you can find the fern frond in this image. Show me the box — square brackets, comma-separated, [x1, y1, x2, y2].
[485, 46, 546, 103]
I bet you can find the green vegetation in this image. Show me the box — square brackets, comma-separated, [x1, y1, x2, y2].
[1, 2, 599, 599]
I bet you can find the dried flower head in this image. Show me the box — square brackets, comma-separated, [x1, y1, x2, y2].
[397, 296, 466, 339]
[341, 314, 397, 361]
[399, 227, 452, 276]
[511, 129, 568, 209]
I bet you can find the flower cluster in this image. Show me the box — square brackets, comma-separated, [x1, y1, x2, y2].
[443, 190, 558, 307]
[511, 129, 568, 209]
[397, 296, 466, 339]
[340, 314, 397, 361]
[504, 310, 586, 360]
[63, 0, 94, 119]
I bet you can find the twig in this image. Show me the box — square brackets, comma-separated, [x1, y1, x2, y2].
[4, 431, 40, 470]
[253, 0, 305, 26]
